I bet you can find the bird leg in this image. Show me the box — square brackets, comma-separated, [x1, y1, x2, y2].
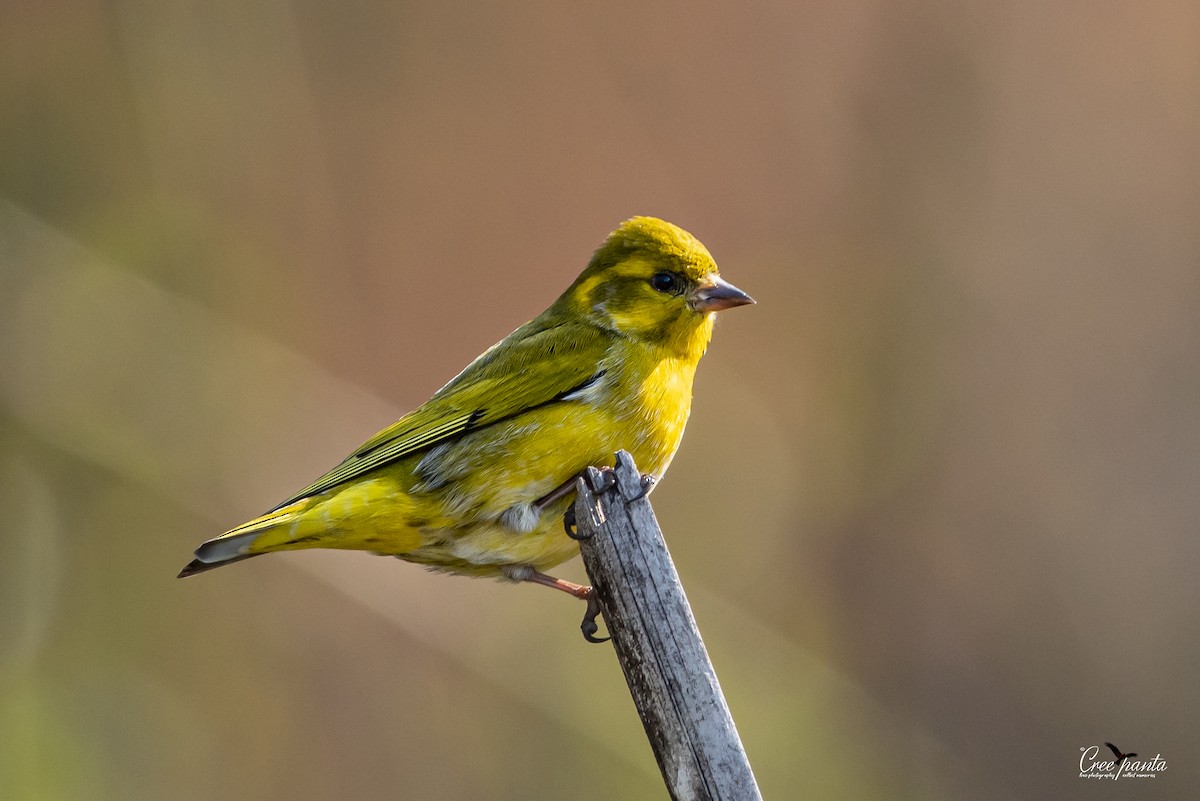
[533, 474, 581, 511]
[521, 569, 590, 598]
[534, 472, 590, 539]
[518, 463, 652, 641]
[534, 467, 615, 541]
[516, 569, 610, 644]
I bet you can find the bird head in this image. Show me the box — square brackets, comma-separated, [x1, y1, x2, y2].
[557, 217, 754, 357]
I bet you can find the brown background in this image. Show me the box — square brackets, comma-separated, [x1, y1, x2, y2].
[2, 2, 1197, 799]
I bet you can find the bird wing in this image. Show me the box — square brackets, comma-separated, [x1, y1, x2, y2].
[270, 319, 608, 510]
[1105, 743, 1121, 758]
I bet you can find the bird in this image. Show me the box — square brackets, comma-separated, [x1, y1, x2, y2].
[178, 216, 753, 628]
[1105, 742, 1137, 767]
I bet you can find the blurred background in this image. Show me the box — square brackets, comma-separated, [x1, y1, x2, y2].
[2, 2, 1197, 799]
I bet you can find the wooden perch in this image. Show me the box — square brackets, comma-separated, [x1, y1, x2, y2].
[574, 451, 763, 801]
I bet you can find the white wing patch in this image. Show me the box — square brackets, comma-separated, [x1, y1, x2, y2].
[560, 371, 607, 404]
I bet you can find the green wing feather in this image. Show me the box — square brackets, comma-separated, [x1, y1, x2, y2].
[270, 317, 608, 510]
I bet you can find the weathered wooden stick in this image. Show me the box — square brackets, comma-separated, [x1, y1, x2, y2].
[575, 450, 763, 801]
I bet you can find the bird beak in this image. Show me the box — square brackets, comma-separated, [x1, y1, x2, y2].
[691, 277, 755, 312]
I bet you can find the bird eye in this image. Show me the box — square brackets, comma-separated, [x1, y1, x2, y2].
[650, 272, 680, 293]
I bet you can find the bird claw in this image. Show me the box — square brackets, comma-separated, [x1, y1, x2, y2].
[584, 465, 616, 493]
[580, 591, 609, 644]
[635, 473, 656, 499]
[564, 504, 590, 540]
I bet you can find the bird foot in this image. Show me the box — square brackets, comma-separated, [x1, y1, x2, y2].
[554, 462, 652, 537]
[580, 589, 609, 644]
[584, 464, 617, 493]
[517, 569, 610, 644]
[563, 504, 586, 539]
[563, 465, 617, 539]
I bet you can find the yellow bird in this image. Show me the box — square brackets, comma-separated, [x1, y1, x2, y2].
[179, 216, 752, 617]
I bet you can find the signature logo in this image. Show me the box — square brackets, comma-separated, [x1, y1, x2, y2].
[1105, 742, 1136, 768]
[1078, 743, 1166, 780]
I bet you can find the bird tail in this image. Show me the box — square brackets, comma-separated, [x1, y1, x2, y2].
[177, 501, 312, 578]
